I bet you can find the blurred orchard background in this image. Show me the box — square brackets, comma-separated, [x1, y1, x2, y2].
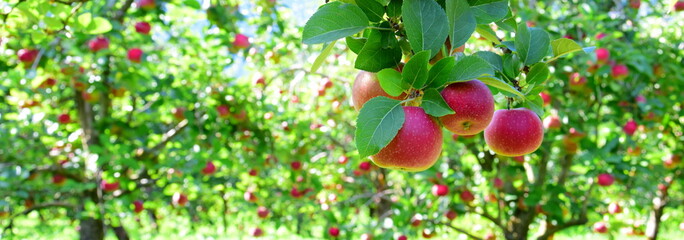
[1, 0, 683, 240]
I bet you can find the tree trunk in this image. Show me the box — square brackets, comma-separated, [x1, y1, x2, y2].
[646, 197, 666, 240]
[112, 226, 130, 240]
[504, 210, 535, 240]
[79, 217, 104, 240]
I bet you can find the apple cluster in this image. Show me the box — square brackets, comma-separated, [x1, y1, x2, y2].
[352, 71, 544, 171]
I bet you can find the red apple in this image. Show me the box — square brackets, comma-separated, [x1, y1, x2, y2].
[172, 107, 185, 121]
[17, 49, 39, 63]
[249, 169, 258, 176]
[484, 108, 544, 157]
[215, 104, 231, 118]
[397, 235, 407, 240]
[460, 190, 475, 203]
[623, 120, 637, 136]
[596, 48, 609, 63]
[127, 48, 143, 63]
[352, 71, 404, 111]
[593, 222, 608, 233]
[88, 37, 109, 52]
[52, 174, 66, 185]
[597, 173, 615, 186]
[135, 22, 151, 34]
[138, 0, 155, 9]
[338, 156, 348, 164]
[291, 161, 302, 170]
[493, 178, 503, 189]
[484, 233, 496, 240]
[676, 1, 684, 11]
[233, 34, 250, 49]
[172, 192, 188, 206]
[257, 206, 269, 218]
[608, 202, 622, 214]
[371, 107, 443, 171]
[513, 156, 525, 163]
[569, 72, 587, 87]
[251, 227, 263, 237]
[323, 78, 333, 89]
[58, 114, 71, 124]
[244, 191, 258, 202]
[595, 33, 606, 40]
[421, 229, 435, 239]
[629, 0, 640, 9]
[440, 80, 495, 135]
[543, 114, 561, 130]
[445, 210, 457, 220]
[328, 227, 340, 237]
[100, 180, 120, 192]
[635, 95, 646, 103]
[133, 200, 144, 213]
[361, 233, 373, 240]
[201, 161, 216, 175]
[431, 184, 449, 196]
[539, 92, 551, 106]
[40, 78, 57, 88]
[410, 214, 422, 227]
[611, 64, 628, 79]
[359, 161, 372, 171]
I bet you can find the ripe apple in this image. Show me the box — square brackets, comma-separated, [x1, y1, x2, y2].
[593, 222, 608, 233]
[360, 233, 373, 240]
[233, 34, 250, 49]
[608, 202, 622, 214]
[172, 192, 188, 206]
[440, 80, 495, 135]
[597, 173, 615, 186]
[397, 235, 407, 240]
[623, 120, 637, 136]
[543, 114, 561, 130]
[214, 105, 230, 118]
[513, 156, 525, 163]
[484, 233, 496, 240]
[172, 107, 185, 121]
[445, 210, 457, 220]
[88, 37, 109, 52]
[359, 161, 372, 171]
[127, 48, 143, 63]
[17, 49, 39, 63]
[201, 161, 216, 175]
[410, 214, 422, 227]
[244, 191, 257, 202]
[431, 184, 449, 196]
[251, 227, 263, 237]
[249, 169, 258, 176]
[39, 78, 57, 88]
[138, 0, 155, 9]
[421, 229, 435, 239]
[629, 0, 641, 9]
[135, 22, 151, 34]
[595, 33, 606, 40]
[539, 92, 551, 106]
[352, 71, 404, 111]
[58, 114, 71, 124]
[460, 190, 475, 203]
[257, 206, 269, 218]
[338, 156, 348, 164]
[676, 1, 684, 11]
[291, 161, 302, 170]
[595, 48, 609, 63]
[323, 78, 333, 89]
[371, 107, 443, 171]
[101, 180, 120, 192]
[328, 227, 340, 237]
[663, 155, 681, 169]
[611, 64, 628, 79]
[569, 72, 587, 87]
[52, 174, 66, 185]
[493, 178, 503, 189]
[133, 200, 144, 213]
[484, 108, 544, 157]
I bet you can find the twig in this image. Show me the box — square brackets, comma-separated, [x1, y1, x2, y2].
[431, 220, 483, 240]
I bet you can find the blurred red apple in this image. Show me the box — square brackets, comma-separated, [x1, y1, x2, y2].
[257, 206, 269, 218]
[233, 34, 250, 49]
[88, 37, 109, 52]
[17, 49, 39, 63]
[135, 22, 151, 34]
[127, 48, 143, 63]
[593, 222, 608, 233]
[431, 184, 449, 196]
[597, 173, 615, 187]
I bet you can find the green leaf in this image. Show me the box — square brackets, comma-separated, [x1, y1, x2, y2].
[85, 17, 112, 34]
[302, 2, 370, 44]
[387, 0, 403, 17]
[355, 29, 402, 72]
[468, 0, 509, 24]
[502, 53, 520, 79]
[77, 12, 93, 28]
[451, 55, 494, 82]
[524, 94, 544, 117]
[402, 0, 449, 58]
[473, 51, 502, 72]
[446, 0, 476, 50]
[402, 50, 431, 89]
[515, 23, 550, 65]
[375, 0, 392, 5]
[551, 38, 583, 58]
[377, 68, 408, 96]
[427, 57, 456, 88]
[479, 76, 524, 98]
[311, 40, 337, 73]
[355, 97, 405, 158]
[346, 36, 367, 54]
[475, 25, 501, 44]
[421, 88, 455, 117]
[357, 0, 385, 22]
[183, 0, 201, 9]
[526, 62, 549, 86]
